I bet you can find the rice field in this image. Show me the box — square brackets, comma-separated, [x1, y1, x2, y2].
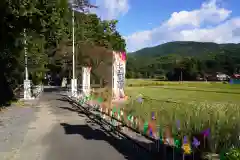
[124, 79, 240, 153]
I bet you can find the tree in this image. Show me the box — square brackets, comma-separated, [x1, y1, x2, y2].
[0, 0, 126, 106]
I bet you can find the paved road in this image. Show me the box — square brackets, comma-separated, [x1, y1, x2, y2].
[0, 88, 153, 160]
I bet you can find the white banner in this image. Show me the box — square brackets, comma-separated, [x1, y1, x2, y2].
[112, 51, 126, 99]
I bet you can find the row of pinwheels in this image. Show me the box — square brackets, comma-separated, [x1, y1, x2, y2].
[76, 94, 210, 155]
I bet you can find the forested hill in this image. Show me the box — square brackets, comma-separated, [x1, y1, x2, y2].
[130, 41, 240, 57]
[126, 41, 240, 80]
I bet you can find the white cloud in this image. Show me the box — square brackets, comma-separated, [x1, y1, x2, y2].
[125, 0, 240, 52]
[93, 0, 130, 20]
[166, 0, 231, 28]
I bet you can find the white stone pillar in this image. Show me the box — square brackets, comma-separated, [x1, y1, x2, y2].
[23, 28, 33, 100]
[71, 79, 77, 97]
[82, 67, 91, 96]
[24, 80, 32, 100]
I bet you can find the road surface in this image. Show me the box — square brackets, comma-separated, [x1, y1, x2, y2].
[0, 87, 153, 160]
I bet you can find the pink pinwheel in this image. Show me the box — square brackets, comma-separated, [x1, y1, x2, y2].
[202, 128, 210, 137]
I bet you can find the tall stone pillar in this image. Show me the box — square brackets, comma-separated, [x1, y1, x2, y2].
[82, 67, 91, 96]
[24, 80, 32, 100]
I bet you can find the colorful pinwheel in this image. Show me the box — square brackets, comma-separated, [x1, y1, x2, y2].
[176, 120, 180, 130]
[182, 136, 191, 154]
[127, 114, 132, 121]
[183, 136, 188, 144]
[149, 127, 153, 137]
[137, 97, 143, 103]
[182, 143, 191, 154]
[97, 97, 103, 103]
[202, 128, 210, 137]
[174, 139, 181, 148]
[192, 137, 200, 148]
[143, 121, 149, 135]
[151, 112, 155, 120]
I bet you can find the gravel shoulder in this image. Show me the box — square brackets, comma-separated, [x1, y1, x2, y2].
[0, 100, 40, 159]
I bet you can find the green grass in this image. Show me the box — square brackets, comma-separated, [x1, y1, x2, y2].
[124, 79, 240, 153]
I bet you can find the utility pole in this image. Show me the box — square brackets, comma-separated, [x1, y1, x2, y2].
[23, 28, 33, 100]
[71, 2, 77, 97]
[181, 68, 183, 83]
[72, 5, 75, 80]
[24, 29, 28, 81]
[70, 0, 97, 97]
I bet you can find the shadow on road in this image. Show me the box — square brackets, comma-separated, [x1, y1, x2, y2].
[43, 87, 67, 93]
[58, 97, 202, 160]
[59, 106, 86, 118]
[60, 122, 155, 160]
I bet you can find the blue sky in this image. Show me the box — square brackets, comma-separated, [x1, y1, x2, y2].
[92, 0, 240, 52]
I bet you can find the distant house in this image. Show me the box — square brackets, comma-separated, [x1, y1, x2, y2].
[204, 72, 230, 81]
[196, 74, 204, 81]
[204, 73, 217, 81]
[216, 72, 230, 81]
[232, 74, 240, 79]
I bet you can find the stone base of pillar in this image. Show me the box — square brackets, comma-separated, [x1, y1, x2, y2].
[82, 86, 90, 97]
[24, 80, 34, 100]
[71, 79, 77, 97]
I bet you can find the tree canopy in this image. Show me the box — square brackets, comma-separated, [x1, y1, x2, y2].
[0, 0, 126, 106]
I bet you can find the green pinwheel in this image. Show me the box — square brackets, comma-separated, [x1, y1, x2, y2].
[127, 114, 132, 121]
[97, 97, 103, 103]
[133, 118, 137, 128]
[117, 108, 121, 117]
[79, 98, 85, 105]
[90, 95, 94, 100]
[112, 107, 117, 116]
[143, 121, 148, 135]
[158, 127, 164, 144]
[174, 139, 181, 148]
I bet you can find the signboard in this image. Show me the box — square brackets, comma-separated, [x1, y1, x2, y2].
[112, 51, 126, 99]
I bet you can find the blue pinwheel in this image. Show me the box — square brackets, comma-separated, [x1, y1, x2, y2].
[183, 136, 188, 144]
[192, 137, 200, 148]
[176, 120, 180, 130]
[149, 128, 153, 137]
[151, 112, 155, 120]
[137, 97, 143, 103]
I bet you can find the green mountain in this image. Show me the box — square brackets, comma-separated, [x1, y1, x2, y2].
[130, 41, 240, 58]
[126, 41, 240, 80]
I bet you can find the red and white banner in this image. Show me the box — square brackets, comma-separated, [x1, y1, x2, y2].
[112, 51, 126, 99]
